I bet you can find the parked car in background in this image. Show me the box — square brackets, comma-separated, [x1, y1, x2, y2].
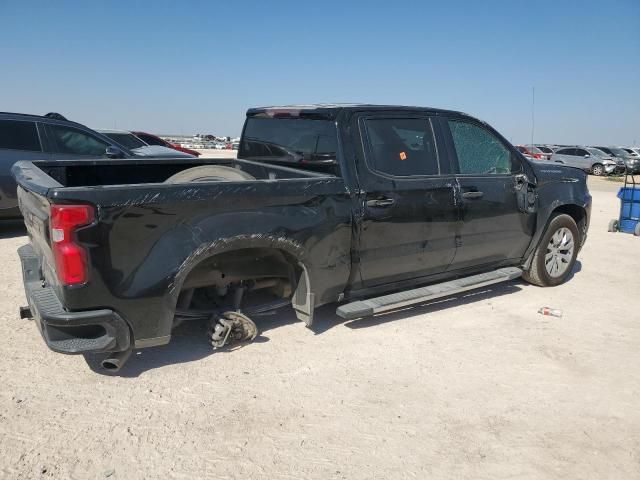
[0, 112, 134, 218]
[98, 130, 195, 158]
[593, 146, 640, 174]
[621, 147, 640, 158]
[516, 145, 549, 160]
[132, 131, 201, 157]
[551, 146, 623, 176]
[534, 145, 555, 157]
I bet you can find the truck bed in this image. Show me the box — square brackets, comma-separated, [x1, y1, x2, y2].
[13, 157, 331, 190]
[12, 157, 353, 350]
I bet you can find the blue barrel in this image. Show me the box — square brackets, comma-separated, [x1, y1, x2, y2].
[618, 187, 640, 233]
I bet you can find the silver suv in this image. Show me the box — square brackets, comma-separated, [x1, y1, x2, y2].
[550, 147, 624, 176]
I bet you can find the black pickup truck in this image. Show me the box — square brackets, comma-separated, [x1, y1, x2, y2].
[13, 104, 591, 371]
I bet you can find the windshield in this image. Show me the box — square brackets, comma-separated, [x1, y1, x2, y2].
[587, 148, 608, 157]
[240, 118, 338, 164]
[608, 147, 629, 157]
[103, 132, 146, 150]
[537, 146, 552, 153]
[595, 147, 613, 155]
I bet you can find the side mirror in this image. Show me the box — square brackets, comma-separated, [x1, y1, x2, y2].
[105, 146, 125, 159]
[584, 154, 590, 158]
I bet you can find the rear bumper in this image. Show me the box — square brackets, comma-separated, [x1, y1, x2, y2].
[18, 244, 130, 354]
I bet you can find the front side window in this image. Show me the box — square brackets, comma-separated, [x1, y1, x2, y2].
[102, 132, 145, 150]
[448, 120, 512, 174]
[364, 118, 439, 176]
[0, 120, 41, 151]
[556, 148, 574, 156]
[48, 125, 110, 156]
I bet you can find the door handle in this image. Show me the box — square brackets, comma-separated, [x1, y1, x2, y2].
[462, 191, 484, 199]
[366, 198, 395, 208]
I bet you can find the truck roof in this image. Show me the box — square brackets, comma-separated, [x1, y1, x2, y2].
[246, 104, 473, 121]
[0, 111, 89, 129]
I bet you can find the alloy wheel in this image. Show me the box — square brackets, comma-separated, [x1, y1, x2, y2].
[545, 227, 574, 278]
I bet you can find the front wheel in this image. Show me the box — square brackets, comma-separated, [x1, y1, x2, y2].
[591, 163, 605, 176]
[608, 219, 619, 232]
[635, 223, 640, 237]
[523, 214, 579, 287]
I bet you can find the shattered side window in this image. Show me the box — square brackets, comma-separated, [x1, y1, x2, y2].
[448, 120, 512, 175]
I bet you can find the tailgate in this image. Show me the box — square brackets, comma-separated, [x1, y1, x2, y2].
[12, 160, 65, 286]
[18, 186, 55, 280]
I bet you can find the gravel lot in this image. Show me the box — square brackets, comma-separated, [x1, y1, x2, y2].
[0, 177, 638, 479]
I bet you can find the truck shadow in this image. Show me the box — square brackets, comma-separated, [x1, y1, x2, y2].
[85, 278, 534, 377]
[0, 220, 27, 239]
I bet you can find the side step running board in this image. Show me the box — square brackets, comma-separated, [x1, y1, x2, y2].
[336, 267, 522, 320]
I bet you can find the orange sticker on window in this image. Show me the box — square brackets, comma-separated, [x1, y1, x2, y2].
[399, 151, 407, 160]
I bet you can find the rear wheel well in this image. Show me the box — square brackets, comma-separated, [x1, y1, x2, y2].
[181, 247, 300, 290]
[176, 247, 302, 312]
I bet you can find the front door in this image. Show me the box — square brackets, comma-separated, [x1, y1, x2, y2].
[354, 114, 458, 287]
[442, 118, 536, 270]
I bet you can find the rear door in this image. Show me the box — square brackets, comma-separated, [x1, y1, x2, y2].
[0, 119, 50, 213]
[354, 113, 458, 287]
[442, 117, 535, 270]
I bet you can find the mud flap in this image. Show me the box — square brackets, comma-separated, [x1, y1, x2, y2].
[292, 264, 315, 327]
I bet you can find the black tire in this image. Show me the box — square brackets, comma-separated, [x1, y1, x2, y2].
[591, 163, 605, 176]
[522, 214, 580, 287]
[608, 219, 619, 232]
[164, 166, 256, 183]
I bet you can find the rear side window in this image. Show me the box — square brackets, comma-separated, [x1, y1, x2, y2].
[48, 125, 110, 156]
[0, 120, 41, 152]
[364, 118, 439, 176]
[136, 134, 165, 146]
[241, 118, 338, 163]
[448, 120, 512, 175]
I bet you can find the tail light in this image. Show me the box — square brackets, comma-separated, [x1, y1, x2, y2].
[50, 204, 95, 286]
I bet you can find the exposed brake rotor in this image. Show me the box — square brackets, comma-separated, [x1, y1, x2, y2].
[209, 311, 258, 349]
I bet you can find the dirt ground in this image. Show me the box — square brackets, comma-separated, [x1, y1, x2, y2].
[0, 177, 638, 480]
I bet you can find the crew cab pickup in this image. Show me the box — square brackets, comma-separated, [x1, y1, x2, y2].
[13, 104, 591, 371]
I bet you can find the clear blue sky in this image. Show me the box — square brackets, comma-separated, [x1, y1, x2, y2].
[1, 1, 638, 144]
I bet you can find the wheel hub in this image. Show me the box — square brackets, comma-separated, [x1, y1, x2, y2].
[544, 227, 574, 277]
[209, 311, 258, 349]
